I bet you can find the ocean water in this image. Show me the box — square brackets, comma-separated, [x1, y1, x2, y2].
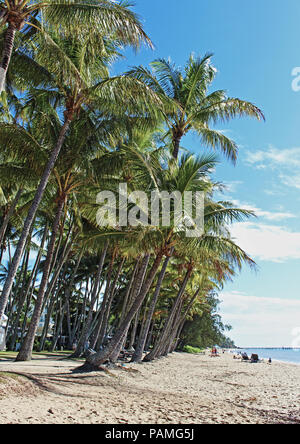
[232, 348, 300, 365]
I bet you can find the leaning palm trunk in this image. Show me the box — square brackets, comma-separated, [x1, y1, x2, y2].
[96, 256, 126, 350]
[0, 23, 17, 92]
[0, 188, 23, 249]
[163, 299, 183, 355]
[118, 259, 140, 327]
[63, 250, 84, 349]
[0, 117, 72, 320]
[15, 198, 65, 362]
[108, 259, 142, 363]
[131, 254, 172, 362]
[144, 267, 192, 362]
[72, 242, 109, 358]
[128, 307, 140, 351]
[170, 289, 201, 353]
[19, 223, 49, 342]
[90, 250, 116, 350]
[39, 287, 59, 352]
[51, 298, 68, 351]
[79, 253, 163, 370]
[38, 230, 74, 351]
[7, 247, 30, 350]
[40, 226, 74, 315]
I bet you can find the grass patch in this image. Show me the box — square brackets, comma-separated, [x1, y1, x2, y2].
[183, 345, 205, 354]
[0, 351, 17, 360]
[0, 350, 74, 360]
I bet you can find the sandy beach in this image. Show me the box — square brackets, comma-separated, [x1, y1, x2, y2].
[0, 352, 299, 424]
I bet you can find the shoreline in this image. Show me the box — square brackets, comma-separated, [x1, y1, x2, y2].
[0, 351, 299, 424]
[227, 349, 300, 366]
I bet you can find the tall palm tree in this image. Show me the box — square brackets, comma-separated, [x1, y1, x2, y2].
[128, 54, 264, 160]
[0, 0, 152, 92]
[0, 31, 161, 321]
[77, 146, 228, 368]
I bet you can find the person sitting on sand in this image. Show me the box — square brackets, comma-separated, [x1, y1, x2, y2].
[210, 347, 220, 357]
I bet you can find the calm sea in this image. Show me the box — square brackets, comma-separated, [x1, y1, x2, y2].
[233, 348, 300, 365]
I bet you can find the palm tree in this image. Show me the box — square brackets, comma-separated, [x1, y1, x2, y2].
[75, 143, 221, 368]
[128, 54, 264, 160]
[0, 29, 162, 322]
[0, 0, 152, 92]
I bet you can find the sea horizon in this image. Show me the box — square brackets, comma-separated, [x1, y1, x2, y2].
[230, 348, 300, 365]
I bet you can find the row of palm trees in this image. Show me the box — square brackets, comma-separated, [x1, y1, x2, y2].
[0, 0, 263, 367]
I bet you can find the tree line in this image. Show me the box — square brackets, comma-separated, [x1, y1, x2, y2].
[0, 0, 263, 369]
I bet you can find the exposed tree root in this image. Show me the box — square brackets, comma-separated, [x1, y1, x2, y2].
[72, 363, 108, 374]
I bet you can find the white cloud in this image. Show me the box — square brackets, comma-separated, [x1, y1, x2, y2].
[231, 222, 300, 262]
[245, 146, 300, 169]
[223, 181, 243, 193]
[220, 291, 300, 347]
[280, 173, 300, 190]
[231, 199, 295, 222]
[244, 146, 300, 190]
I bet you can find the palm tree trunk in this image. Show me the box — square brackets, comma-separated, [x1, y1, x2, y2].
[170, 289, 201, 352]
[172, 132, 182, 160]
[145, 321, 154, 351]
[0, 24, 16, 92]
[82, 253, 163, 370]
[72, 242, 108, 358]
[19, 224, 49, 342]
[16, 197, 65, 362]
[131, 254, 171, 362]
[7, 248, 30, 351]
[90, 248, 116, 349]
[96, 256, 125, 349]
[164, 299, 183, 355]
[0, 188, 23, 250]
[144, 267, 192, 361]
[0, 117, 72, 320]
[63, 250, 84, 349]
[108, 259, 141, 362]
[40, 227, 74, 315]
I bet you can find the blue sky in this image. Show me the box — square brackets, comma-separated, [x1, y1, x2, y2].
[114, 0, 300, 347]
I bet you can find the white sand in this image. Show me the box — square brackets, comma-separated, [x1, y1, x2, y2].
[0, 352, 299, 424]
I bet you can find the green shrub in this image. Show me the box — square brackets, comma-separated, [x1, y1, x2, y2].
[183, 345, 205, 354]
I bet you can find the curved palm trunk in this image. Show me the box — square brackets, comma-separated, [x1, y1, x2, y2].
[0, 24, 16, 92]
[90, 249, 116, 350]
[0, 117, 72, 321]
[131, 254, 172, 362]
[72, 242, 108, 358]
[108, 259, 141, 363]
[63, 250, 84, 349]
[8, 225, 48, 350]
[80, 253, 163, 370]
[16, 198, 65, 362]
[118, 259, 140, 327]
[7, 248, 30, 350]
[164, 299, 183, 355]
[96, 256, 125, 350]
[170, 288, 201, 353]
[0, 188, 23, 251]
[144, 267, 192, 362]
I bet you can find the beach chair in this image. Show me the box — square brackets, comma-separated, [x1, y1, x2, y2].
[241, 353, 250, 361]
